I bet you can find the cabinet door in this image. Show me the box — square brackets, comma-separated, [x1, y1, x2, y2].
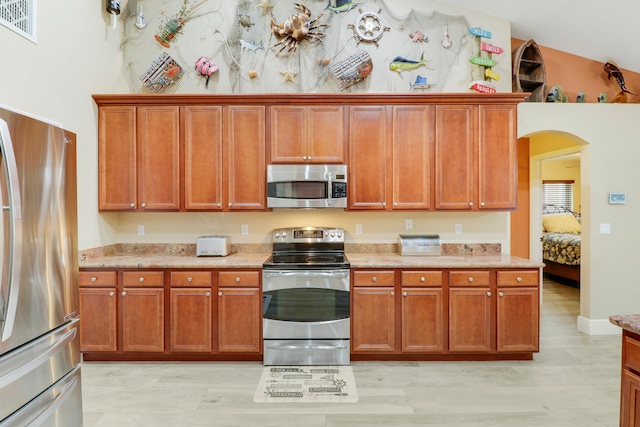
[392, 105, 433, 210]
[98, 106, 137, 210]
[401, 288, 443, 352]
[122, 287, 165, 352]
[170, 288, 212, 352]
[184, 106, 223, 210]
[225, 106, 266, 210]
[496, 287, 539, 352]
[270, 106, 307, 163]
[348, 106, 388, 209]
[137, 106, 180, 210]
[79, 288, 117, 352]
[308, 106, 345, 163]
[449, 288, 491, 352]
[351, 287, 395, 352]
[434, 105, 476, 210]
[621, 369, 640, 427]
[478, 104, 517, 209]
[218, 288, 261, 352]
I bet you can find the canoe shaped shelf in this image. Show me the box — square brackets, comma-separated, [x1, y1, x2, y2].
[512, 39, 547, 102]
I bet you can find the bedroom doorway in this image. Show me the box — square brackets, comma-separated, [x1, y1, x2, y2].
[529, 134, 582, 289]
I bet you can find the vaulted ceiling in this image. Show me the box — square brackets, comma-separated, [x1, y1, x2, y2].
[441, 0, 640, 73]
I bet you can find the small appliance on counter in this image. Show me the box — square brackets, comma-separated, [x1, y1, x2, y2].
[398, 234, 442, 256]
[196, 235, 231, 256]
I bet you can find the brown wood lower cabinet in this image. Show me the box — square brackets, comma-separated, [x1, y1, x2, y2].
[79, 268, 262, 361]
[620, 331, 640, 426]
[351, 268, 540, 361]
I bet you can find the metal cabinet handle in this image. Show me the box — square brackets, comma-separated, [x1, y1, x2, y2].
[130, 203, 135, 208]
[420, 276, 425, 282]
[109, 291, 114, 297]
[217, 202, 221, 207]
[205, 292, 210, 297]
[187, 277, 193, 282]
[382, 202, 386, 207]
[517, 277, 522, 282]
[303, 155, 307, 160]
[393, 202, 397, 207]
[139, 277, 144, 282]
[122, 291, 127, 296]
[141, 202, 146, 208]
[218, 291, 222, 296]
[390, 291, 394, 296]
[499, 291, 504, 297]
[480, 202, 485, 207]
[487, 291, 492, 297]
[469, 202, 474, 207]
[403, 291, 407, 297]
[91, 277, 97, 282]
[372, 276, 377, 282]
[235, 276, 240, 282]
[468, 277, 474, 282]
[228, 202, 232, 207]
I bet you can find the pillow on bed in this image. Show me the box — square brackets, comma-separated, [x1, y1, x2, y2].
[542, 213, 581, 234]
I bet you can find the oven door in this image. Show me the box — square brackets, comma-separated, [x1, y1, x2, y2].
[262, 269, 350, 340]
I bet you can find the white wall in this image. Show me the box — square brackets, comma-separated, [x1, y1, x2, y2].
[520, 103, 640, 333]
[0, 0, 513, 252]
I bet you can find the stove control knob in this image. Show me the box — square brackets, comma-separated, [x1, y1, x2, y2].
[281, 232, 287, 238]
[330, 231, 336, 237]
[337, 231, 343, 238]
[274, 232, 281, 238]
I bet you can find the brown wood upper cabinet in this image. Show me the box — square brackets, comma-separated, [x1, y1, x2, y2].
[98, 105, 180, 211]
[97, 102, 267, 212]
[270, 105, 345, 164]
[435, 104, 517, 210]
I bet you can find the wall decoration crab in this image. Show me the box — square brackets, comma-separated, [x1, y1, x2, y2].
[270, 3, 329, 56]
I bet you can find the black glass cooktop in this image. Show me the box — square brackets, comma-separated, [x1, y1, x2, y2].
[263, 252, 350, 269]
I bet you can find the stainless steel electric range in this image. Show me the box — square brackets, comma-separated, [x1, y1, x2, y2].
[262, 227, 350, 365]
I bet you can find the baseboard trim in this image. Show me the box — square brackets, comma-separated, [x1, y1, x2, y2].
[577, 316, 621, 335]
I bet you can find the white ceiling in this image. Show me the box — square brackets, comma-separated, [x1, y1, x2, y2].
[441, 0, 640, 73]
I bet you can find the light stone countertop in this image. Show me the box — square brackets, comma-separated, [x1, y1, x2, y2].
[346, 253, 543, 269]
[610, 314, 640, 336]
[79, 243, 542, 270]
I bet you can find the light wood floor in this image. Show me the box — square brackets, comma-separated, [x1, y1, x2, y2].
[81, 279, 622, 426]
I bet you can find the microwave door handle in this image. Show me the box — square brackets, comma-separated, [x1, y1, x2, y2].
[0, 120, 23, 342]
[328, 177, 332, 206]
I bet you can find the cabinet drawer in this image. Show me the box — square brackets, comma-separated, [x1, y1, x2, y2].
[123, 271, 164, 287]
[353, 271, 395, 286]
[171, 271, 212, 287]
[625, 335, 640, 374]
[401, 271, 443, 287]
[449, 271, 490, 287]
[79, 271, 117, 287]
[219, 271, 260, 287]
[497, 270, 539, 287]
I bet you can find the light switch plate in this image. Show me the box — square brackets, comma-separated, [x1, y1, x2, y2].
[599, 223, 611, 234]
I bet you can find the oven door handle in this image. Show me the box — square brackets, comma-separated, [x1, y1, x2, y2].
[262, 270, 350, 279]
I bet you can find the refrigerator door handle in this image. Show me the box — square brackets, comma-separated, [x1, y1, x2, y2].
[0, 327, 76, 390]
[0, 119, 23, 342]
[0, 370, 80, 427]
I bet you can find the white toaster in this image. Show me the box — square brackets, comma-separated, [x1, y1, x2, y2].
[196, 235, 231, 257]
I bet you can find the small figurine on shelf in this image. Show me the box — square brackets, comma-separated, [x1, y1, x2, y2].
[576, 91, 586, 103]
[604, 61, 636, 103]
[598, 93, 607, 103]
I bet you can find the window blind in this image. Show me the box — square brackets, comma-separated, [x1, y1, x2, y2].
[542, 180, 574, 210]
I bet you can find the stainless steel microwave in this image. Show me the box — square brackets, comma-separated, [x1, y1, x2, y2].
[267, 164, 347, 208]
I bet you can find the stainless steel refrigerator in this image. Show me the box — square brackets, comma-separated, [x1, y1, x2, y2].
[0, 106, 83, 426]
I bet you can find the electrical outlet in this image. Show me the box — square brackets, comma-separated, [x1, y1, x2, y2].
[455, 224, 462, 234]
[241, 224, 249, 235]
[405, 219, 413, 230]
[137, 225, 145, 236]
[356, 224, 363, 235]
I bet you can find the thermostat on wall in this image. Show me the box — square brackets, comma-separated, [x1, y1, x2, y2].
[609, 193, 626, 204]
